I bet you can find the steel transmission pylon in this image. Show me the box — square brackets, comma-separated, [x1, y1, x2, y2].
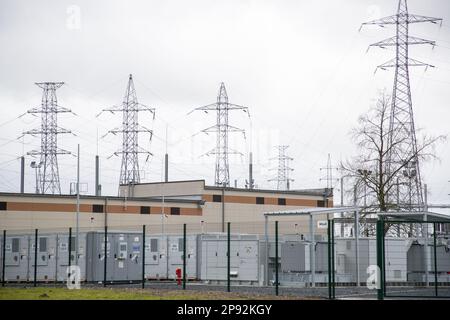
[97, 74, 155, 189]
[189, 82, 249, 187]
[320, 153, 339, 190]
[24, 82, 72, 194]
[361, 0, 442, 210]
[268, 145, 294, 191]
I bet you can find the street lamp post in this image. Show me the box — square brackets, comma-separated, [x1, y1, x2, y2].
[339, 174, 353, 237]
[30, 161, 43, 194]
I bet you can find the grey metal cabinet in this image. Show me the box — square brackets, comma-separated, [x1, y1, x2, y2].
[4, 235, 29, 281]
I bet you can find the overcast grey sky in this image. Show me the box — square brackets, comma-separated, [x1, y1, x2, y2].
[1, 0, 450, 206]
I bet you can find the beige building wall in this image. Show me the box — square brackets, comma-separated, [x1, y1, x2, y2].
[0, 181, 332, 236]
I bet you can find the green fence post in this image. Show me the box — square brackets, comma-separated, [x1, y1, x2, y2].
[433, 223, 438, 297]
[183, 223, 186, 290]
[68, 227, 72, 282]
[2, 230, 5, 287]
[142, 225, 146, 289]
[275, 221, 279, 296]
[327, 219, 331, 299]
[34, 229, 38, 287]
[331, 219, 336, 299]
[227, 222, 231, 292]
[103, 226, 107, 287]
[376, 219, 384, 300]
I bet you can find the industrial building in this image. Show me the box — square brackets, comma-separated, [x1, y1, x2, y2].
[0, 180, 333, 234]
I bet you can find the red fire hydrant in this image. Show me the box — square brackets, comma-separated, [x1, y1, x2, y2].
[176, 268, 182, 285]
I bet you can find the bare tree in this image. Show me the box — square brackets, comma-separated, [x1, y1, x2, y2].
[341, 91, 446, 235]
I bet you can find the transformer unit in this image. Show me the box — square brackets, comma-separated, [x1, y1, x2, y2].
[407, 242, 450, 282]
[279, 240, 351, 284]
[280, 241, 333, 273]
[197, 233, 259, 283]
[281, 241, 310, 273]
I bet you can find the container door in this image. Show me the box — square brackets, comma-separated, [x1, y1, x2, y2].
[239, 240, 258, 281]
[127, 234, 141, 281]
[113, 234, 128, 281]
[145, 237, 159, 265]
[31, 237, 49, 267]
[5, 237, 20, 266]
[205, 239, 218, 280]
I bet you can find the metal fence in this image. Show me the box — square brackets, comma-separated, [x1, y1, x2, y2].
[380, 220, 450, 298]
[1, 218, 449, 300]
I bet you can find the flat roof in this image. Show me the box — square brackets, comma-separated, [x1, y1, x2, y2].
[264, 206, 358, 216]
[264, 208, 450, 222]
[378, 211, 450, 223]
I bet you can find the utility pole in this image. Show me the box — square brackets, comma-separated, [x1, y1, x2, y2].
[95, 155, 101, 196]
[95, 129, 101, 196]
[268, 145, 294, 191]
[246, 152, 255, 189]
[20, 156, 25, 193]
[164, 124, 169, 182]
[361, 0, 442, 210]
[24, 82, 72, 194]
[75, 144, 80, 266]
[189, 82, 250, 187]
[97, 74, 155, 193]
[30, 161, 42, 194]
